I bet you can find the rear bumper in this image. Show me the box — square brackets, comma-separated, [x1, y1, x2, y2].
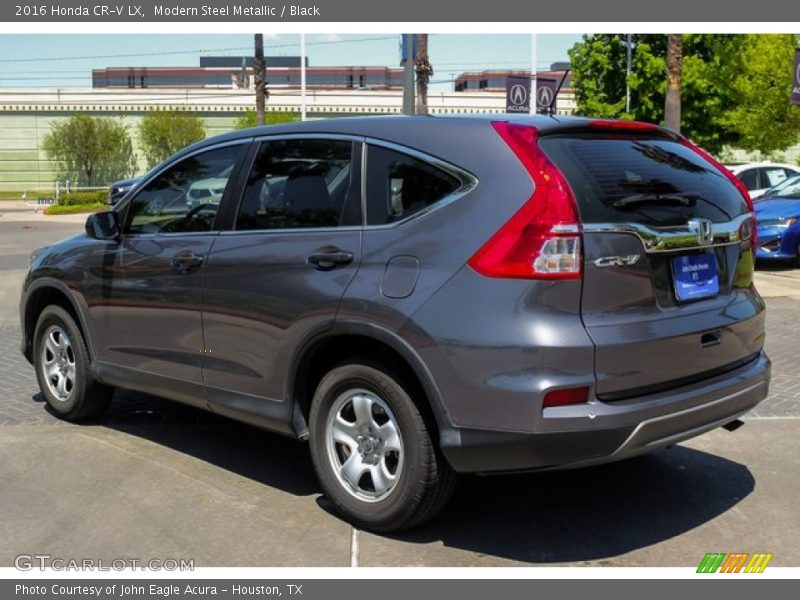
[441, 351, 770, 474]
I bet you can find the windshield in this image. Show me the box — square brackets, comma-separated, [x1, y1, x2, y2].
[767, 175, 800, 199]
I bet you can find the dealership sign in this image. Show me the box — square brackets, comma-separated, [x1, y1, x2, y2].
[505, 76, 531, 113]
[792, 48, 800, 106]
[536, 78, 558, 114]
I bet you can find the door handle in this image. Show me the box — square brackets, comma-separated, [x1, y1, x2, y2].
[172, 252, 204, 274]
[307, 249, 354, 271]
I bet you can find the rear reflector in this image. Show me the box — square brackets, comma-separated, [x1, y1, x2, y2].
[467, 122, 582, 279]
[543, 386, 590, 408]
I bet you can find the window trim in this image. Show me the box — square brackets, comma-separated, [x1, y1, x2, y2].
[119, 138, 253, 238]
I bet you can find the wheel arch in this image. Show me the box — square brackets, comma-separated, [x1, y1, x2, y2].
[22, 279, 94, 364]
[287, 322, 457, 447]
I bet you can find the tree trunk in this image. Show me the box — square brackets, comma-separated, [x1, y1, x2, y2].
[664, 34, 683, 132]
[254, 34, 267, 126]
[415, 34, 432, 115]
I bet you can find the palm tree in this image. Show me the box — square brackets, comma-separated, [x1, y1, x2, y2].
[664, 34, 683, 132]
[415, 34, 433, 115]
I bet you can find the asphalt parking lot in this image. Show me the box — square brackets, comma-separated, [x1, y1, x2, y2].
[1, 201, 799, 567]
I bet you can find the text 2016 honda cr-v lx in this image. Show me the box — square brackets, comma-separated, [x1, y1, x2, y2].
[20, 116, 770, 531]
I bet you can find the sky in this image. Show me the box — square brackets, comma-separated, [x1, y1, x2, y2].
[0, 34, 581, 92]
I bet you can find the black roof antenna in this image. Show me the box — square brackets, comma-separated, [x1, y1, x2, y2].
[545, 68, 570, 116]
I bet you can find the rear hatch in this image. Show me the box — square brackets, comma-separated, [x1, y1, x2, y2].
[539, 124, 764, 399]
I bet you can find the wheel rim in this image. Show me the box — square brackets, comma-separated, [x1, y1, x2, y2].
[40, 325, 77, 402]
[325, 388, 404, 502]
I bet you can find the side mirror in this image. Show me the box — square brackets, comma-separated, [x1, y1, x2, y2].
[85, 210, 120, 241]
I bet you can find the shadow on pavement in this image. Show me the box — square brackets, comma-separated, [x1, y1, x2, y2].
[56, 389, 320, 498]
[386, 446, 753, 563]
[47, 388, 753, 564]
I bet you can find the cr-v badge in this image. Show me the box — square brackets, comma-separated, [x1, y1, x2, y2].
[594, 255, 641, 267]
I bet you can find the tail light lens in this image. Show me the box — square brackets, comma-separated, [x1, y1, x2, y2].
[468, 122, 582, 279]
[680, 138, 757, 247]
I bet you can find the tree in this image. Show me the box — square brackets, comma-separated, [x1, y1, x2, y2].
[415, 34, 432, 115]
[234, 110, 299, 130]
[722, 34, 800, 156]
[664, 34, 683, 131]
[138, 110, 206, 168]
[42, 114, 136, 187]
[569, 34, 800, 156]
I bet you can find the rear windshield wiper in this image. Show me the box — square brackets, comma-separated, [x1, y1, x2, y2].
[612, 192, 700, 209]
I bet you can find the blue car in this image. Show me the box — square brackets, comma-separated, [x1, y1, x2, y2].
[755, 174, 800, 265]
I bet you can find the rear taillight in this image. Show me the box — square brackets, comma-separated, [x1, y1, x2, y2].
[680, 138, 757, 246]
[468, 122, 582, 279]
[587, 119, 660, 132]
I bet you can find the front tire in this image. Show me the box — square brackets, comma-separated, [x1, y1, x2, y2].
[33, 305, 112, 421]
[309, 361, 456, 532]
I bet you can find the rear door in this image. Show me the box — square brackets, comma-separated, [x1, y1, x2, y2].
[201, 136, 363, 431]
[539, 130, 764, 399]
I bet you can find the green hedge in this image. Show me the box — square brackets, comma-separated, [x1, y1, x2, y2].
[57, 190, 107, 206]
[45, 202, 106, 215]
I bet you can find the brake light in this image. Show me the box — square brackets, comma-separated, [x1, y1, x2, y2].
[543, 386, 590, 408]
[680, 138, 757, 246]
[468, 122, 582, 279]
[587, 119, 660, 132]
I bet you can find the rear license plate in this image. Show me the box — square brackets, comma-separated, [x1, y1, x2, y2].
[672, 253, 719, 301]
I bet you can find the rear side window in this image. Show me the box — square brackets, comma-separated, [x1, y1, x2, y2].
[365, 145, 460, 225]
[236, 138, 359, 230]
[539, 135, 749, 226]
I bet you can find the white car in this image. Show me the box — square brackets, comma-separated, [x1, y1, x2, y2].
[726, 162, 800, 199]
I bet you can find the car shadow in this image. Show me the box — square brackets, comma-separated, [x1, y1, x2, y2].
[58, 389, 753, 564]
[378, 445, 754, 563]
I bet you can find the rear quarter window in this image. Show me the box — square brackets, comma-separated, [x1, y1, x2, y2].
[539, 135, 749, 226]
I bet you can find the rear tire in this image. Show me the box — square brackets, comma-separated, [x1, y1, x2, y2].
[309, 361, 456, 532]
[33, 305, 112, 421]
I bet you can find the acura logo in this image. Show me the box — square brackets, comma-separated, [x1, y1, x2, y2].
[688, 218, 714, 246]
[537, 86, 554, 107]
[509, 84, 528, 106]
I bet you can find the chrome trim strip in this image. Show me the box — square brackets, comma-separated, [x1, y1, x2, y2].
[582, 213, 753, 253]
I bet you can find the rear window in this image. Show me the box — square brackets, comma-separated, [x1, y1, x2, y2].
[539, 135, 749, 226]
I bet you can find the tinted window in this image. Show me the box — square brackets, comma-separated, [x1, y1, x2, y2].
[236, 139, 358, 230]
[539, 135, 750, 226]
[365, 145, 460, 225]
[737, 168, 759, 190]
[125, 145, 242, 235]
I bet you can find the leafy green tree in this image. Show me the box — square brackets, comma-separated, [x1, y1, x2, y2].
[569, 34, 800, 156]
[138, 110, 206, 167]
[722, 34, 800, 156]
[234, 110, 299, 130]
[42, 114, 136, 186]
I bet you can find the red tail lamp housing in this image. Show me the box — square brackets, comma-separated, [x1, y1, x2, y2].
[468, 122, 582, 280]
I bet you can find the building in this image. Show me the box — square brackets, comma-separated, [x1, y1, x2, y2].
[92, 56, 405, 91]
[454, 64, 572, 92]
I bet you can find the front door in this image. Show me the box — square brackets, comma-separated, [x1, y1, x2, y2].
[98, 142, 247, 407]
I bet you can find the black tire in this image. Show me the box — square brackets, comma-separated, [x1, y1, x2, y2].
[309, 360, 456, 532]
[33, 305, 112, 421]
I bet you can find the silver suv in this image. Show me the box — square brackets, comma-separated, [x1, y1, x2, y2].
[20, 116, 770, 531]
